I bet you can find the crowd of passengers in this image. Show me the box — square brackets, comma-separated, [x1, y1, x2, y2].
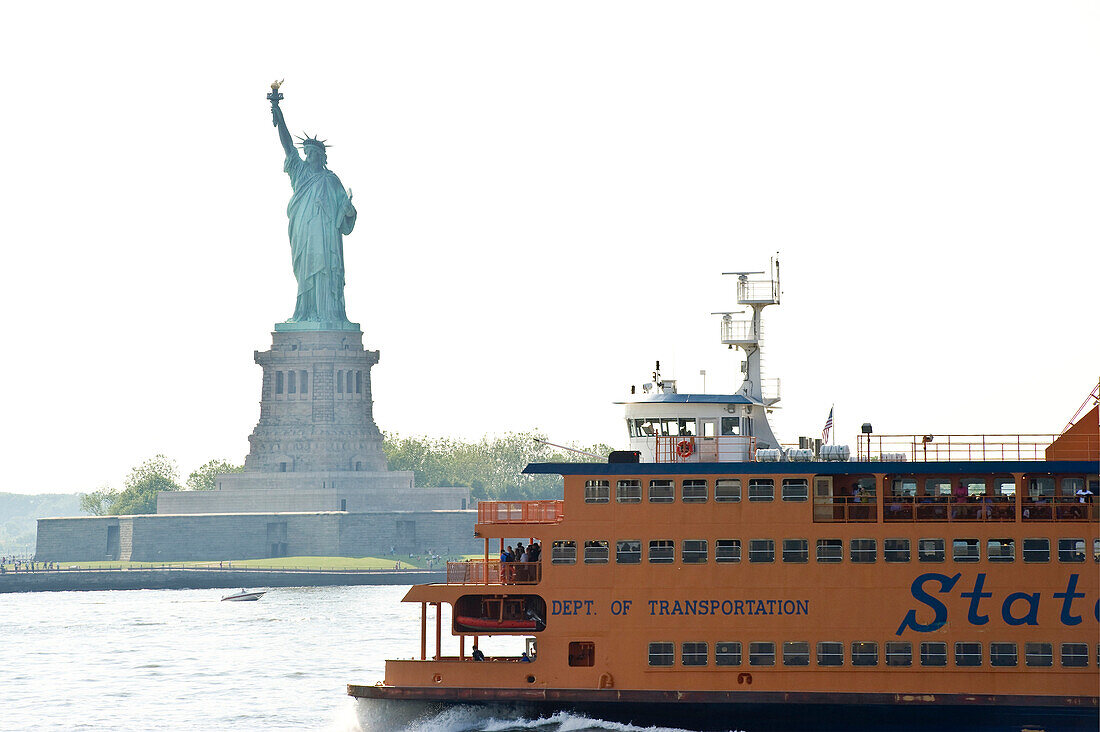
[499, 540, 542, 583]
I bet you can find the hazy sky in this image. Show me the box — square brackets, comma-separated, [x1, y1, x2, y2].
[1, 2, 1096, 495]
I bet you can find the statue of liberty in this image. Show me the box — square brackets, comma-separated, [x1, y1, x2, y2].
[268, 81, 358, 329]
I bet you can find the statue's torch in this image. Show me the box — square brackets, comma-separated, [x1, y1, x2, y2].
[267, 79, 284, 125]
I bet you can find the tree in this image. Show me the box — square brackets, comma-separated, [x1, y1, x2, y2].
[79, 485, 119, 516]
[186, 459, 243, 491]
[108, 454, 182, 515]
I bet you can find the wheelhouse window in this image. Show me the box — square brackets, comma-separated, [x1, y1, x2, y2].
[987, 538, 1015, 562]
[816, 539, 843, 563]
[952, 539, 980, 562]
[816, 642, 844, 666]
[1025, 643, 1052, 667]
[1058, 538, 1085, 563]
[884, 538, 910, 562]
[920, 642, 947, 667]
[634, 419, 658, 437]
[720, 416, 740, 436]
[584, 480, 610, 503]
[681, 642, 707, 666]
[648, 642, 674, 667]
[886, 642, 912, 667]
[782, 478, 808, 502]
[584, 540, 609, 564]
[648, 540, 674, 564]
[955, 642, 982, 667]
[715, 479, 741, 502]
[648, 480, 673, 503]
[715, 539, 741, 563]
[749, 642, 775, 666]
[616, 540, 641, 564]
[748, 479, 774, 502]
[749, 539, 774, 563]
[616, 480, 641, 503]
[851, 642, 878, 666]
[682, 540, 708, 564]
[716, 642, 742, 666]
[1023, 538, 1049, 563]
[551, 540, 576, 564]
[850, 539, 877, 563]
[990, 643, 1017, 667]
[782, 539, 808, 563]
[682, 479, 708, 503]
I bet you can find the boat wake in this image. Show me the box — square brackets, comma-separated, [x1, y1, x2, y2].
[353, 699, 736, 732]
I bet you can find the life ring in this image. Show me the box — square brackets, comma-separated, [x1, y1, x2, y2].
[676, 440, 694, 458]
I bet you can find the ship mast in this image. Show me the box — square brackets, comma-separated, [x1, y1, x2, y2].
[718, 257, 781, 405]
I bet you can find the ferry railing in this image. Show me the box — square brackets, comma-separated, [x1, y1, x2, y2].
[476, 500, 564, 525]
[445, 559, 541, 585]
[656, 435, 756, 463]
[1022, 497, 1098, 522]
[812, 496, 876, 523]
[857, 434, 1073, 462]
[720, 319, 756, 342]
[737, 278, 779, 304]
[883, 496, 1016, 522]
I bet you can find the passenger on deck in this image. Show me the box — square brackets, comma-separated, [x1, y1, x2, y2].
[472, 649, 485, 662]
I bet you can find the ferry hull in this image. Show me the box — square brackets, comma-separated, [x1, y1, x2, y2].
[349, 685, 1098, 731]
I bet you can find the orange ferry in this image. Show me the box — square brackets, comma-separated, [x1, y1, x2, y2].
[350, 265, 1099, 730]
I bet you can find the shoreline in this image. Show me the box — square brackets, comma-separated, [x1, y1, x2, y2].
[0, 567, 443, 593]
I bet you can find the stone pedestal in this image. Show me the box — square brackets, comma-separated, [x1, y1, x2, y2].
[242, 328, 387, 473]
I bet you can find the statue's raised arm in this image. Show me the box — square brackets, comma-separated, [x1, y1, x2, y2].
[268, 80, 298, 159]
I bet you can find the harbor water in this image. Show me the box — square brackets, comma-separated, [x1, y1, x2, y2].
[1, 585, 718, 732]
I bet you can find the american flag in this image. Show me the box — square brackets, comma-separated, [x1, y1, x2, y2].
[822, 406, 834, 444]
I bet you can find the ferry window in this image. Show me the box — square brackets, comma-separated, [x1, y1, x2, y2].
[716, 642, 742, 666]
[920, 642, 947, 667]
[1028, 477, 1055, 497]
[681, 642, 707, 666]
[1025, 643, 1052, 667]
[702, 421, 716, 437]
[990, 643, 1018, 667]
[850, 539, 876, 563]
[955, 642, 982, 667]
[678, 419, 697, 437]
[715, 479, 742, 502]
[993, 477, 1015, 497]
[720, 416, 740, 436]
[892, 479, 917, 497]
[924, 478, 952, 497]
[616, 480, 641, 503]
[569, 641, 595, 667]
[648, 480, 673, 503]
[885, 642, 912, 667]
[782, 539, 808, 563]
[816, 642, 844, 666]
[648, 642, 674, 667]
[851, 642, 878, 666]
[1061, 643, 1088, 667]
[584, 540, 609, 564]
[816, 539, 843, 563]
[749, 539, 775, 563]
[1022, 538, 1050, 563]
[682, 479, 708, 503]
[551, 541, 576, 564]
[715, 539, 741, 563]
[952, 539, 980, 562]
[615, 540, 641, 564]
[748, 642, 775, 666]
[275, 371, 284, 394]
[1057, 538, 1085, 563]
[682, 540, 708, 564]
[782, 478, 808, 502]
[648, 540, 674, 564]
[635, 419, 657, 437]
[964, 479, 987, 498]
[1061, 477, 1084, 497]
[1095, 539, 1100, 562]
[987, 538, 1015, 562]
[884, 539, 910, 562]
[584, 480, 610, 504]
[748, 479, 774, 502]
[783, 641, 810, 666]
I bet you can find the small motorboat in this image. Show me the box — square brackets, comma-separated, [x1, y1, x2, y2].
[222, 589, 266, 602]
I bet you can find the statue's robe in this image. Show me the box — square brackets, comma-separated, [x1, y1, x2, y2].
[284, 152, 357, 323]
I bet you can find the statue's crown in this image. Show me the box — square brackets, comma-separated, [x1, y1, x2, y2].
[296, 133, 330, 150]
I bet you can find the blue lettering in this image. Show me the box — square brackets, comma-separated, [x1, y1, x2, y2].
[698, 599, 709, 616]
[623, 599, 632, 614]
[660, 600, 669, 616]
[611, 600, 623, 615]
[766, 600, 777, 614]
[584, 600, 594, 615]
[961, 573, 992, 626]
[1001, 592, 1040, 626]
[1054, 574, 1084, 626]
[551, 600, 562, 615]
[754, 600, 767, 615]
[796, 599, 808, 615]
[733, 600, 744, 615]
[572, 601, 583, 615]
[684, 600, 696, 615]
[895, 572, 961, 635]
[671, 600, 682, 616]
[648, 600, 658, 615]
[710, 600, 720, 615]
[722, 600, 733, 615]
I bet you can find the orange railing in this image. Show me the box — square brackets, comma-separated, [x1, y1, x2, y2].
[1021, 497, 1099, 522]
[882, 496, 1016, 522]
[856, 434, 1092, 462]
[445, 559, 542, 585]
[477, 500, 564, 525]
[812, 496, 877, 523]
[655, 435, 756, 463]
